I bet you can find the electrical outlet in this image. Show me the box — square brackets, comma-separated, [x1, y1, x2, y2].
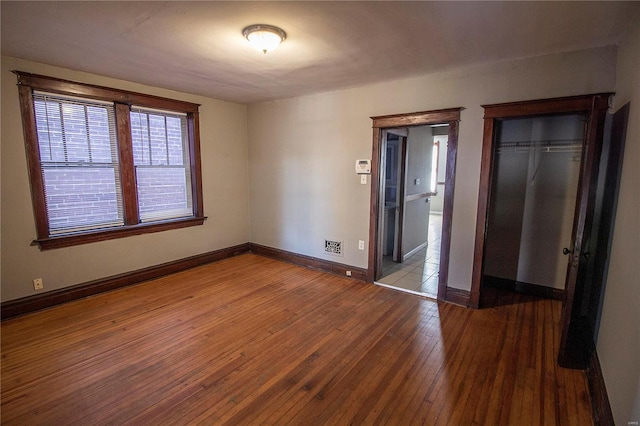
[33, 278, 44, 290]
[358, 240, 365, 250]
[346, 270, 352, 277]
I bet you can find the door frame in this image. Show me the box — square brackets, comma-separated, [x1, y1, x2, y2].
[368, 108, 462, 302]
[382, 129, 408, 262]
[469, 93, 612, 368]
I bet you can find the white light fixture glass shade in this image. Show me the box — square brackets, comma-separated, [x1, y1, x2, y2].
[243, 24, 286, 54]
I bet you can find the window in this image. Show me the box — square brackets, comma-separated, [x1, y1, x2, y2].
[429, 141, 439, 195]
[16, 72, 205, 249]
[130, 107, 193, 222]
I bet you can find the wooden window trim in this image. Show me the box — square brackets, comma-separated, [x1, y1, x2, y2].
[15, 71, 206, 250]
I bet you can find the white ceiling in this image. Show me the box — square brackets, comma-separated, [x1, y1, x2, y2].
[2, 1, 639, 104]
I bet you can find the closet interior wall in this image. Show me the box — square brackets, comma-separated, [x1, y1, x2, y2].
[483, 114, 586, 290]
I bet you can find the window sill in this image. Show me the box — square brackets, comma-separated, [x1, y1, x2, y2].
[33, 216, 207, 250]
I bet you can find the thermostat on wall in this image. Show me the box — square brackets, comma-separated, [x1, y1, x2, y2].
[355, 159, 371, 174]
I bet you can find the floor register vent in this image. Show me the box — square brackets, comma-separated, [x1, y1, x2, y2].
[324, 240, 343, 256]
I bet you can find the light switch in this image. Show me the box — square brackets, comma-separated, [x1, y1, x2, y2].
[415, 178, 421, 185]
[360, 175, 367, 184]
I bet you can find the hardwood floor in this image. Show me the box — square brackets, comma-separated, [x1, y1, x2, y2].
[1, 254, 592, 425]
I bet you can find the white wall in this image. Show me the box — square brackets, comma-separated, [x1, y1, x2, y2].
[597, 14, 640, 425]
[248, 46, 616, 291]
[402, 126, 433, 256]
[1, 56, 250, 302]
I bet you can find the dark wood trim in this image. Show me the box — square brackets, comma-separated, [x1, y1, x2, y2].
[368, 127, 382, 282]
[17, 84, 49, 239]
[483, 275, 565, 301]
[249, 243, 368, 282]
[1, 243, 251, 320]
[444, 287, 470, 306]
[470, 116, 496, 308]
[481, 93, 612, 119]
[14, 71, 200, 112]
[371, 108, 463, 128]
[587, 351, 615, 426]
[189, 111, 205, 218]
[115, 102, 139, 225]
[369, 108, 463, 305]
[404, 191, 435, 202]
[34, 216, 207, 250]
[438, 120, 459, 302]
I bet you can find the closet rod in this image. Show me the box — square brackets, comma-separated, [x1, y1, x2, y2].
[497, 138, 583, 148]
[497, 145, 582, 154]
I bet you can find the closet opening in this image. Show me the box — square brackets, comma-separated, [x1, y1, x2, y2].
[470, 93, 617, 369]
[482, 114, 585, 302]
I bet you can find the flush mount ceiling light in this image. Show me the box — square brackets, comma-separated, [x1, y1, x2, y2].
[243, 24, 286, 54]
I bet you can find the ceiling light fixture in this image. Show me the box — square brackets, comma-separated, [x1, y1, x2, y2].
[243, 24, 286, 54]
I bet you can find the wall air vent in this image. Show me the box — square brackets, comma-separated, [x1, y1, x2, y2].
[324, 240, 343, 256]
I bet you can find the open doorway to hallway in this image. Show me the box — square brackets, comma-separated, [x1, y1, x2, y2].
[376, 126, 448, 299]
[368, 108, 461, 302]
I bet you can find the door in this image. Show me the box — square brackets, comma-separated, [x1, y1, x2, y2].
[380, 130, 407, 263]
[557, 100, 625, 369]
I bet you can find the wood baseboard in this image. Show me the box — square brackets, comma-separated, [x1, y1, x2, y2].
[3, 241, 458, 320]
[587, 350, 614, 426]
[1, 243, 251, 320]
[444, 287, 470, 306]
[249, 243, 368, 282]
[484, 275, 565, 301]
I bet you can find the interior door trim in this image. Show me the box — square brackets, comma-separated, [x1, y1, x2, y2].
[469, 93, 613, 369]
[368, 108, 463, 303]
[395, 135, 408, 263]
[470, 93, 612, 309]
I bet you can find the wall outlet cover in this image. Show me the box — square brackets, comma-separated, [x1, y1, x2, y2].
[33, 278, 44, 290]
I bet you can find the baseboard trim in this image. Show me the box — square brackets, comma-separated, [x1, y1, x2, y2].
[484, 275, 565, 301]
[249, 243, 368, 282]
[587, 350, 614, 426]
[1, 243, 251, 320]
[402, 241, 429, 262]
[444, 287, 470, 306]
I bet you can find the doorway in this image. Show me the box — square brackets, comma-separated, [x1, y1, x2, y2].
[376, 125, 448, 299]
[368, 108, 462, 302]
[470, 94, 613, 369]
[481, 114, 585, 301]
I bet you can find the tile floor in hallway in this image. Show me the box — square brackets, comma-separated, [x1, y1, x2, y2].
[377, 214, 441, 298]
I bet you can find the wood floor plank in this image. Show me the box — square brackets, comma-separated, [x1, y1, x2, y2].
[1, 254, 593, 425]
